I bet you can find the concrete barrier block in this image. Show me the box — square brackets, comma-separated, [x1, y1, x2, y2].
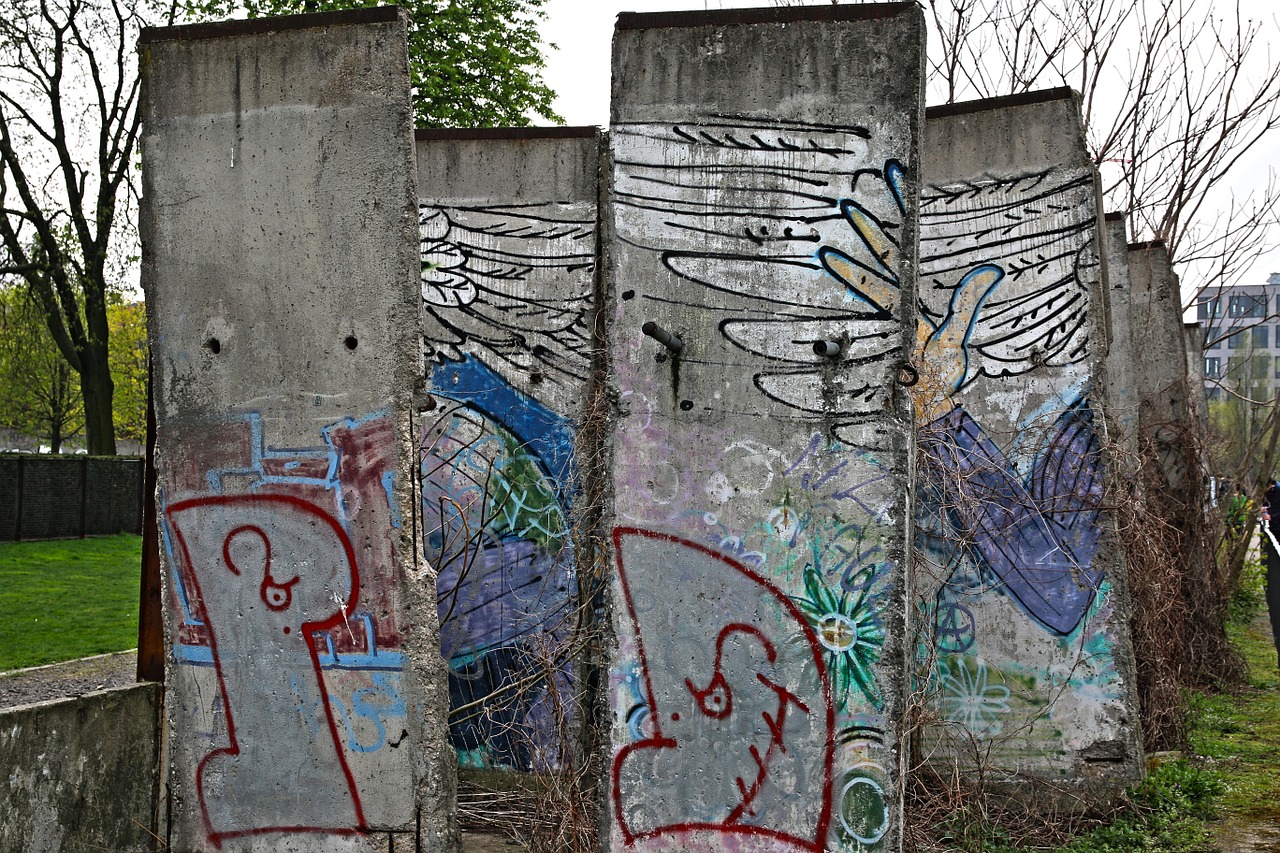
[0, 683, 161, 853]
[1130, 244, 1193, 442]
[915, 90, 1144, 801]
[1183, 322, 1208, 430]
[1102, 214, 1139, 456]
[140, 9, 454, 850]
[415, 127, 601, 770]
[606, 5, 924, 851]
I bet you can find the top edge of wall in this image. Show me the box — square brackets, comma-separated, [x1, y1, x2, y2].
[1128, 239, 1167, 251]
[1104, 211, 1126, 222]
[925, 86, 1075, 120]
[139, 4, 399, 44]
[615, 1, 917, 31]
[415, 126, 600, 142]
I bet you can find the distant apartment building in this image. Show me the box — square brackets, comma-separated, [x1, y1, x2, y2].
[1198, 272, 1280, 401]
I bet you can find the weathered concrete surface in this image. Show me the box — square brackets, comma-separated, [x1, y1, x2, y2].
[1184, 322, 1209, 431]
[140, 9, 455, 851]
[415, 127, 600, 770]
[606, 5, 923, 851]
[0, 683, 161, 853]
[1129, 242, 1193, 481]
[1102, 213, 1139, 457]
[915, 90, 1144, 801]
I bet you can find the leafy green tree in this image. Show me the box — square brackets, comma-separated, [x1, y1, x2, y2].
[0, 286, 84, 453]
[0, 0, 175, 456]
[107, 298, 147, 445]
[187, 0, 562, 128]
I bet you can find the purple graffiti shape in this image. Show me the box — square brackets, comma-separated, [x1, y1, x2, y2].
[920, 402, 1103, 635]
[612, 527, 835, 852]
[166, 494, 365, 847]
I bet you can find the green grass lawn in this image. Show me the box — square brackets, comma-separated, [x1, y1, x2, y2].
[1193, 612, 1280, 821]
[0, 534, 143, 670]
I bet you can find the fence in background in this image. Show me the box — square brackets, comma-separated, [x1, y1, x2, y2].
[0, 455, 144, 541]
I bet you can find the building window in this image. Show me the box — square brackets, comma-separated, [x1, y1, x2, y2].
[1207, 327, 1222, 348]
[1205, 356, 1221, 378]
[1229, 293, 1266, 318]
[1228, 331, 1244, 349]
[1198, 297, 1221, 320]
[1255, 326, 1270, 348]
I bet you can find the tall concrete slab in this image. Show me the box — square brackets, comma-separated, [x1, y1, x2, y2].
[606, 6, 923, 851]
[1130, 242, 1193, 483]
[915, 90, 1143, 800]
[415, 127, 601, 770]
[1184, 322, 1209, 431]
[1102, 213, 1139, 457]
[140, 10, 455, 850]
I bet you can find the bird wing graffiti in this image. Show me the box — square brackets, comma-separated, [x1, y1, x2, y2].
[418, 203, 596, 390]
[611, 118, 908, 431]
[918, 170, 1097, 387]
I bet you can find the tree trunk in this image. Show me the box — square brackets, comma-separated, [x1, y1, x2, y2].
[81, 352, 116, 456]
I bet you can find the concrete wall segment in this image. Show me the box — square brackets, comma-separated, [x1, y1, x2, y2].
[141, 11, 455, 850]
[1128, 242, 1198, 512]
[140, 5, 398, 44]
[1184, 322, 1208, 430]
[614, 2, 916, 31]
[1102, 216, 1139, 456]
[0, 683, 162, 853]
[916, 91, 1144, 801]
[611, 3, 924, 130]
[417, 129, 600, 210]
[606, 6, 924, 851]
[924, 89, 1088, 178]
[415, 130, 601, 770]
[1129, 243, 1190, 439]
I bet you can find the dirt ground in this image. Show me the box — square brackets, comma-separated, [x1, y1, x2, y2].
[461, 831, 527, 852]
[0, 648, 138, 708]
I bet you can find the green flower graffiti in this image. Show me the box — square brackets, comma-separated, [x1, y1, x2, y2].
[489, 432, 566, 552]
[793, 565, 885, 710]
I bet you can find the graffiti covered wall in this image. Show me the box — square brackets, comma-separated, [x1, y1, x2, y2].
[606, 6, 923, 851]
[141, 10, 455, 850]
[914, 91, 1143, 796]
[415, 128, 600, 770]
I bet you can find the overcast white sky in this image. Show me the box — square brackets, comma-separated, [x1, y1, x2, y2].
[536, 0, 1280, 291]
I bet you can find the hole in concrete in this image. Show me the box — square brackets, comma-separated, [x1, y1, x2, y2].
[680, 400, 693, 411]
[622, 289, 636, 300]
[344, 336, 358, 351]
[205, 337, 221, 354]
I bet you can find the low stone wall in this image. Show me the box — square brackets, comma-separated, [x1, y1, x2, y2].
[0, 682, 161, 853]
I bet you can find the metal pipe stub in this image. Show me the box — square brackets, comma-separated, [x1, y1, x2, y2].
[642, 321, 683, 353]
[812, 339, 843, 357]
